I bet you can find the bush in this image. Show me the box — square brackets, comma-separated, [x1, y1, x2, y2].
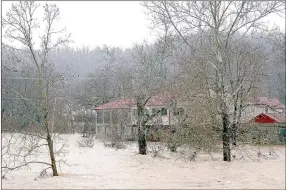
[77, 135, 95, 148]
[102, 129, 127, 150]
[102, 140, 126, 150]
[151, 145, 164, 157]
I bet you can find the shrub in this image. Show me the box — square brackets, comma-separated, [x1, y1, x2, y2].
[77, 135, 95, 148]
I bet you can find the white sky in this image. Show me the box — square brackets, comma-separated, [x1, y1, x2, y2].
[2, 1, 285, 49]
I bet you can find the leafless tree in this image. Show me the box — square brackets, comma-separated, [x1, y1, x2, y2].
[131, 41, 171, 155]
[142, 1, 284, 161]
[1, 132, 68, 179]
[2, 1, 71, 175]
[95, 41, 168, 154]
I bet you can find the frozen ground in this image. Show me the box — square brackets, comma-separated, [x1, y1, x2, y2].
[2, 134, 285, 189]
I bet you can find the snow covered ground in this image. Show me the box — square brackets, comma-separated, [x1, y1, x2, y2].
[2, 134, 285, 189]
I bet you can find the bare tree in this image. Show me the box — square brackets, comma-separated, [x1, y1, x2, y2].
[131, 41, 171, 155]
[2, 1, 71, 175]
[142, 1, 284, 161]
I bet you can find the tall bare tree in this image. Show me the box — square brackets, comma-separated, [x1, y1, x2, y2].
[2, 1, 71, 175]
[142, 1, 284, 161]
[131, 40, 171, 155]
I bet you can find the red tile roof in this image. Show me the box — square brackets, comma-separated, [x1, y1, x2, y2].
[145, 93, 176, 106]
[249, 112, 286, 124]
[94, 98, 135, 110]
[267, 113, 286, 123]
[248, 97, 285, 109]
[94, 93, 176, 110]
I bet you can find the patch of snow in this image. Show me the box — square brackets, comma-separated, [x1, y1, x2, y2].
[2, 134, 285, 189]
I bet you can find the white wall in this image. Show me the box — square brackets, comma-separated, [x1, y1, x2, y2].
[240, 105, 266, 123]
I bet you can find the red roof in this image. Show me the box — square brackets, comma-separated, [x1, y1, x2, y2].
[267, 113, 286, 123]
[94, 98, 135, 110]
[145, 93, 176, 106]
[249, 113, 286, 124]
[94, 93, 176, 110]
[248, 97, 285, 109]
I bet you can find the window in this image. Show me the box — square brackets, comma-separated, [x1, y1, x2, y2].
[119, 109, 130, 125]
[152, 108, 158, 115]
[152, 107, 167, 116]
[131, 109, 137, 119]
[280, 128, 286, 136]
[161, 108, 167, 115]
[144, 108, 149, 115]
[97, 111, 103, 124]
[174, 108, 184, 116]
[112, 110, 118, 124]
[120, 109, 129, 119]
[104, 111, 110, 124]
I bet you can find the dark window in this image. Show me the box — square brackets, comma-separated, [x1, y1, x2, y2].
[280, 128, 286, 136]
[97, 111, 103, 124]
[161, 108, 167, 115]
[104, 111, 110, 124]
[152, 108, 160, 115]
[152, 108, 167, 116]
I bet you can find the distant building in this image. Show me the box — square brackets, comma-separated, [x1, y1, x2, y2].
[248, 112, 286, 124]
[93, 94, 286, 141]
[239, 97, 286, 144]
[92, 93, 180, 138]
[240, 96, 285, 124]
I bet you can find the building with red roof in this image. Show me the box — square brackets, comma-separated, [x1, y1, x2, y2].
[92, 94, 285, 139]
[248, 112, 286, 124]
[94, 98, 135, 110]
[92, 93, 179, 137]
[240, 97, 285, 124]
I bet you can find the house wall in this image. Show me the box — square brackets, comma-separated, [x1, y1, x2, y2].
[143, 105, 180, 126]
[96, 106, 173, 127]
[95, 106, 175, 138]
[141, 106, 171, 126]
[240, 105, 267, 123]
[240, 105, 285, 123]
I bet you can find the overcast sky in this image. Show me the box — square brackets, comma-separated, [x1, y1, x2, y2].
[2, 1, 285, 50]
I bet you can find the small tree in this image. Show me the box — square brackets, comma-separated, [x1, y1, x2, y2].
[2, 1, 71, 175]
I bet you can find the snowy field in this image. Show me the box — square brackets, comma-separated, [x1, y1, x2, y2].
[2, 134, 285, 189]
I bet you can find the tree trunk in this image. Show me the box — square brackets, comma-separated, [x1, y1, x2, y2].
[232, 96, 239, 146]
[44, 112, 58, 176]
[47, 133, 58, 176]
[222, 112, 231, 162]
[232, 124, 237, 146]
[39, 73, 59, 176]
[137, 102, 147, 155]
[138, 124, 147, 155]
